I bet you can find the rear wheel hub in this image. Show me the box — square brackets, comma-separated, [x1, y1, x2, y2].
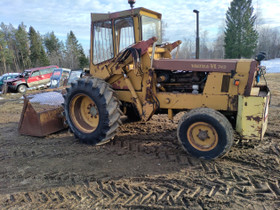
[69, 94, 99, 134]
[187, 122, 218, 152]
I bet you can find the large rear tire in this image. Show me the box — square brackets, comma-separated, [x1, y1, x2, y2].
[64, 78, 122, 145]
[177, 108, 234, 159]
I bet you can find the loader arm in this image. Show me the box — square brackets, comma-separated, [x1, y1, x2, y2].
[105, 37, 159, 120]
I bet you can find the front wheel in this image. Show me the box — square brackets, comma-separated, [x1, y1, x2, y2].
[64, 78, 122, 145]
[17, 84, 27, 93]
[177, 108, 234, 159]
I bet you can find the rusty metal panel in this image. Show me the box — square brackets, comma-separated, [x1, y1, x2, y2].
[18, 98, 65, 137]
[236, 90, 270, 140]
[152, 59, 238, 73]
[244, 60, 258, 96]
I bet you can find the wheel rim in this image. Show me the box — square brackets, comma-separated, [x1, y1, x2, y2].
[19, 86, 26, 92]
[187, 122, 218, 152]
[69, 93, 99, 133]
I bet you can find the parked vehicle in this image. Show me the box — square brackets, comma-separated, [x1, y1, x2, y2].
[67, 70, 83, 85]
[6, 65, 58, 93]
[50, 68, 71, 88]
[0, 73, 20, 91]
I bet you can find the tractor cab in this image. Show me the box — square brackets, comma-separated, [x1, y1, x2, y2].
[91, 7, 162, 65]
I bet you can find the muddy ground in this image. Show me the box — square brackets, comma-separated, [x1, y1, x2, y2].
[0, 74, 279, 209]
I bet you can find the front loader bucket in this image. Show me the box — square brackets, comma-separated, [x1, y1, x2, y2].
[18, 97, 65, 137]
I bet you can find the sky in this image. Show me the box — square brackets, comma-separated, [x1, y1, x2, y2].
[0, 0, 280, 54]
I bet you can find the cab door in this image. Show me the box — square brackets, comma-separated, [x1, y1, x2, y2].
[27, 71, 40, 87]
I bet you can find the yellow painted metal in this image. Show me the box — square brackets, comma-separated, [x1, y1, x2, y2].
[69, 94, 99, 134]
[236, 92, 270, 140]
[123, 74, 143, 116]
[250, 87, 260, 96]
[139, 10, 161, 19]
[227, 60, 252, 96]
[133, 16, 140, 42]
[203, 72, 225, 95]
[168, 109, 173, 120]
[156, 93, 228, 110]
[187, 122, 218, 152]
[91, 8, 161, 23]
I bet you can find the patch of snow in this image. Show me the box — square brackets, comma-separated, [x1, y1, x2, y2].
[262, 58, 280, 73]
[29, 92, 64, 106]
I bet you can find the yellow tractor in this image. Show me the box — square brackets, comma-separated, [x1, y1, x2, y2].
[62, 4, 270, 159]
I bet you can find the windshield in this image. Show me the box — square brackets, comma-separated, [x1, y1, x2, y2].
[141, 16, 162, 43]
[22, 71, 31, 77]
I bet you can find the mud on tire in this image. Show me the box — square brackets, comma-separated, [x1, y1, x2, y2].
[177, 108, 234, 160]
[63, 78, 122, 145]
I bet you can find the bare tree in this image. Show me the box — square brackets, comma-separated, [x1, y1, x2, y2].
[174, 37, 195, 59]
[200, 30, 210, 59]
[212, 33, 225, 59]
[257, 26, 280, 59]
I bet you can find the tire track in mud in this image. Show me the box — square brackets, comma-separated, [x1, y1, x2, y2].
[1, 115, 280, 208]
[110, 130, 280, 206]
[1, 134, 280, 209]
[1, 172, 280, 209]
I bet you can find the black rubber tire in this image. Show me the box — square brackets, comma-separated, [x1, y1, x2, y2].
[17, 84, 27, 93]
[64, 78, 122, 145]
[177, 108, 234, 160]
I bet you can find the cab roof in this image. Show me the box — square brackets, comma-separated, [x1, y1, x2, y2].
[91, 7, 162, 22]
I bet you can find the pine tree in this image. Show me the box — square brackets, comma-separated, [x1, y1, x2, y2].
[15, 23, 31, 69]
[44, 32, 61, 55]
[79, 49, 89, 69]
[224, 0, 258, 58]
[0, 29, 13, 73]
[65, 31, 80, 69]
[29, 26, 49, 67]
[44, 32, 63, 66]
[65, 31, 88, 69]
[1, 23, 21, 72]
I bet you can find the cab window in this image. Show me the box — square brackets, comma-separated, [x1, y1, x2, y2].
[141, 16, 162, 43]
[115, 17, 135, 52]
[92, 21, 113, 64]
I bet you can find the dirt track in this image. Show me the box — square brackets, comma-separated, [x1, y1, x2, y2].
[0, 74, 280, 209]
